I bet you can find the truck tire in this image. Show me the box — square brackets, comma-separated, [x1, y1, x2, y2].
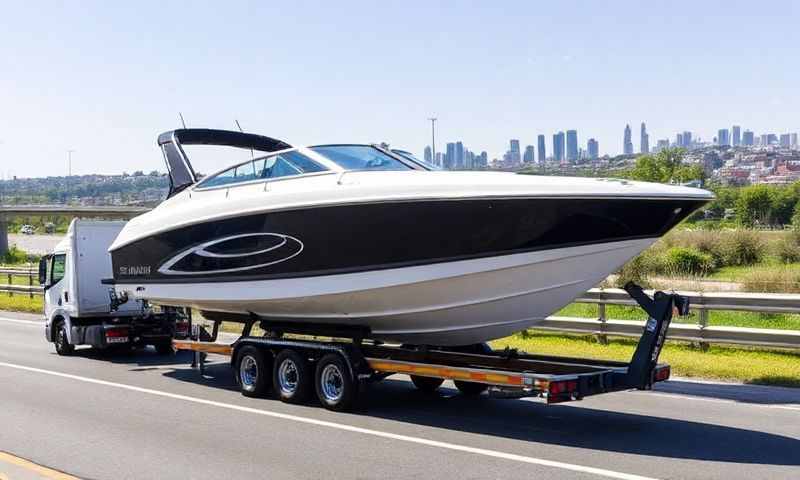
[54, 321, 74, 356]
[315, 353, 358, 412]
[273, 349, 312, 404]
[454, 380, 488, 396]
[410, 375, 444, 393]
[236, 346, 271, 398]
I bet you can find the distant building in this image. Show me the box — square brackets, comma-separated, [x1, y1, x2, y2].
[718, 129, 730, 146]
[424, 146, 432, 164]
[640, 122, 649, 153]
[445, 142, 456, 169]
[792, 133, 799, 149]
[566, 130, 578, 162]
[435, 152, 443, 166]
[761, 134, 769, 146]
[479, 151, 488, 168]
[537, 134, 546, 163]
[455, 141, 465, 168]
[768, 134, 778, 145]
[553, 131, 565, 162]
[682, 131, 692, 148]
[676, 133, 684, 147]
[587, 138, 599, 159]
[523, 145, 535, 163]
[508, 139, 521, 165]
[732, 125, 741, 146]
[780, 134, 792, 148]
[623, 124, 633, 155]
[743, 130, 755, 146]
[655, 139, 669, 152]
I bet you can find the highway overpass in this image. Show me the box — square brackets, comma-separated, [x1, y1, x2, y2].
[0, 205, 149, 255]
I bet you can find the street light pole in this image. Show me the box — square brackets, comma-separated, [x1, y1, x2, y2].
[427, 117, 437, 164]
[67, 149, 75, 177]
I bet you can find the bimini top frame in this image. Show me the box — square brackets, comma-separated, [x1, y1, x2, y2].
[158, 128, 292, 198]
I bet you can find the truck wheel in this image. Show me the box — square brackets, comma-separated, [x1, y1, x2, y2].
[410, 375, 444, 393]
[54, 321, 74, 356]
[315, 353, 358, 412]
[454, 380, 488, 396]
[236, 346, 270, 398]
[154, 340, 174, 355]
[273, 349, 312, 404]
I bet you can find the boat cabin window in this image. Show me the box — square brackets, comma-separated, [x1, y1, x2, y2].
[197, 150, 327, 189]
[311, 145, 412, 171]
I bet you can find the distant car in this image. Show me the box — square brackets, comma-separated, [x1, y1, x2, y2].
[20, 225, 36, 235]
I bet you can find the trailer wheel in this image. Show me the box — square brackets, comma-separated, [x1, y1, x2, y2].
[454, 380, 488, 396]
[410, 375, 444, 393]
[54, 321, 74, 356]
[273, 349, 312, 404]
[315, 353, 358, 412]
[154, 340, 174, 355]
[236, 346, 270, 398]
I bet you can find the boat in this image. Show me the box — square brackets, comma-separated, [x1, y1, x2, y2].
[109, 128, 713, 346]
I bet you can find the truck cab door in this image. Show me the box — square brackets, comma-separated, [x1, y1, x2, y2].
[43, 253, 69, 315]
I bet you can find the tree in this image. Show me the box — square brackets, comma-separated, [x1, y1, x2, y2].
[737, 185, 773, 226]
[628, 147, 700, 184]
[770, 187, 798, 226]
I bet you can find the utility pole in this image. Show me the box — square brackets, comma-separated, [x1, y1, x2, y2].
[427, 117, 437, 163]
[67, 149, 75, 177]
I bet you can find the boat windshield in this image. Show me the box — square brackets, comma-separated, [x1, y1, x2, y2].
[392, 149, 441, 170]
[310, 145, 412, 171]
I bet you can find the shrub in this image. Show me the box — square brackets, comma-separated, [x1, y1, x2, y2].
[614, 253, 654, 288]
[662, 247, 714, 276]
[661, 230, 724, 267]
[775, 233, 800, 263]
[1, 246, 31, 265]
[741, 268, 800, 293]
[720, 229, 764, 266]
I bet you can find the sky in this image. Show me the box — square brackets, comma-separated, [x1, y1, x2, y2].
[0, 0, 798, 178]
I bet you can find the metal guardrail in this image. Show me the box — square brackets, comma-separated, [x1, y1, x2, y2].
[536, 288, 800, 350]
[0, 266, 40, 298]
[0, 282, 798, 349]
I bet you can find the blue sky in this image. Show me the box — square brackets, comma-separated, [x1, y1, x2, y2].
[0, 1, 798, 177]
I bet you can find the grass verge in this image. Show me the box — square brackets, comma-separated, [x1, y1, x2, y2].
[0, 294, 43, 314]
[492, 331, 800, 388]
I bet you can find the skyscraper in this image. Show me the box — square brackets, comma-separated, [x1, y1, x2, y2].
[445, 142, 456, 169]
[566, 130, 578, 162]
[537, 135, 546, 162]
[718, 129, 730, 146]
[780, 134, 791, 148]
[435, 152, 443, 167]
[792, 133, 799, 149]
[761, 134, 769, 146]
[455, 141, 465, 169]
[682, 131, 692, 148]
[767, 134, 778, 145]
[587, 138, 599, 159]
[676, 133, 684, 147]
[640, 123, 649, 154]
[553, 132, 565, 162]
[509, 139, 521, 165]
[523, 145, 535, 163]
[623, 124, 633, 155]
[743, 130, 755, 146]
[424, 146, 432, 164]
[732, 125, 741, 146]
[656, 139, 669, 152]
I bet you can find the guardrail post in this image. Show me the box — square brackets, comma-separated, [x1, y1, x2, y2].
[698, 308, 710, 352]
[28, 268, 33, 299]
[6, 272, 11, 297]
[595, 294, 608, 345]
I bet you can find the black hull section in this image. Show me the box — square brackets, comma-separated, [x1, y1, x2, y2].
[111, 197, 706, 284]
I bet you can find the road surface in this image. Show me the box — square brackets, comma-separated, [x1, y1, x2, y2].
[7, 234, 62, 256]
[0, 311, 798, 480]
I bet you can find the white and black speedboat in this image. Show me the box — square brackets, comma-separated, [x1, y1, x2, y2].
[109, 129, 712, 345]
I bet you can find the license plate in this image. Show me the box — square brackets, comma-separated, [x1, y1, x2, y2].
[106, 337, 129, 344]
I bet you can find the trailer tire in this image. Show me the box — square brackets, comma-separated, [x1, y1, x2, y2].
[154, 340, 174, 355]
[315, 353, 358, 412]
[454, 380, 488, 396]
[236, 346, 271, 398]
[273, 349, 312, 404]
[54, 321, 74, 356]
[410, 375, 444, 393]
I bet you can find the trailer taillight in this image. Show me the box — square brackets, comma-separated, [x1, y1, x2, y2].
[654, 366, 670, 382]
[548, 380, 578, 397]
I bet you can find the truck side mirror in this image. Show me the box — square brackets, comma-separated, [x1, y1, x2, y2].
[38, 256, 49, 287]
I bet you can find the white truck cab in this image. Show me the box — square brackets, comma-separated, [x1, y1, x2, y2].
[40, 219, 186, 355]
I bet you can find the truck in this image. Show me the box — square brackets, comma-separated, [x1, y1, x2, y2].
[39, 219, 188, 355]
[175, 283, 686, 412]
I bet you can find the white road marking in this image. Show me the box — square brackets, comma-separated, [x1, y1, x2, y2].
[0, 360, 657, 480]
[644, 391, 800, 411]
[0, 317, 43, 327]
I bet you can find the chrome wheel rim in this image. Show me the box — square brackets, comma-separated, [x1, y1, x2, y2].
[278, 359, 299, 395]
[320, 364, 344, 402]
[56, 328, 66, 349]
[239, 355, 258, 389]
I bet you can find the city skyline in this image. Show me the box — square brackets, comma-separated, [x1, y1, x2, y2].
[1, 2, 799, 177]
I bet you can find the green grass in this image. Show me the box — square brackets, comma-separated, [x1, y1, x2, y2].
[556, 302, 800, 330]
[707, 263, 800, 281]
[492, 331, 800, 387]
[0, 294, 43, 314]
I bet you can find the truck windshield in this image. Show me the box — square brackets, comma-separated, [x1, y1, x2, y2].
[51, 254, 66, 284]
[311, 145, 412, 171]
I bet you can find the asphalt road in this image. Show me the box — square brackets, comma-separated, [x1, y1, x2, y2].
[1, 311, 798, 480]
[7, 234, 62, 256]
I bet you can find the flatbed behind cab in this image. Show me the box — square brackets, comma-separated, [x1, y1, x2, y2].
[174, 283, 685, 411]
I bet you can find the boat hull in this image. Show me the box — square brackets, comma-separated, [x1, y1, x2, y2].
[123, 238, 655, 345]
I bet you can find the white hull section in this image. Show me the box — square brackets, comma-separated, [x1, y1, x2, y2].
[122, 238, 655, 345]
